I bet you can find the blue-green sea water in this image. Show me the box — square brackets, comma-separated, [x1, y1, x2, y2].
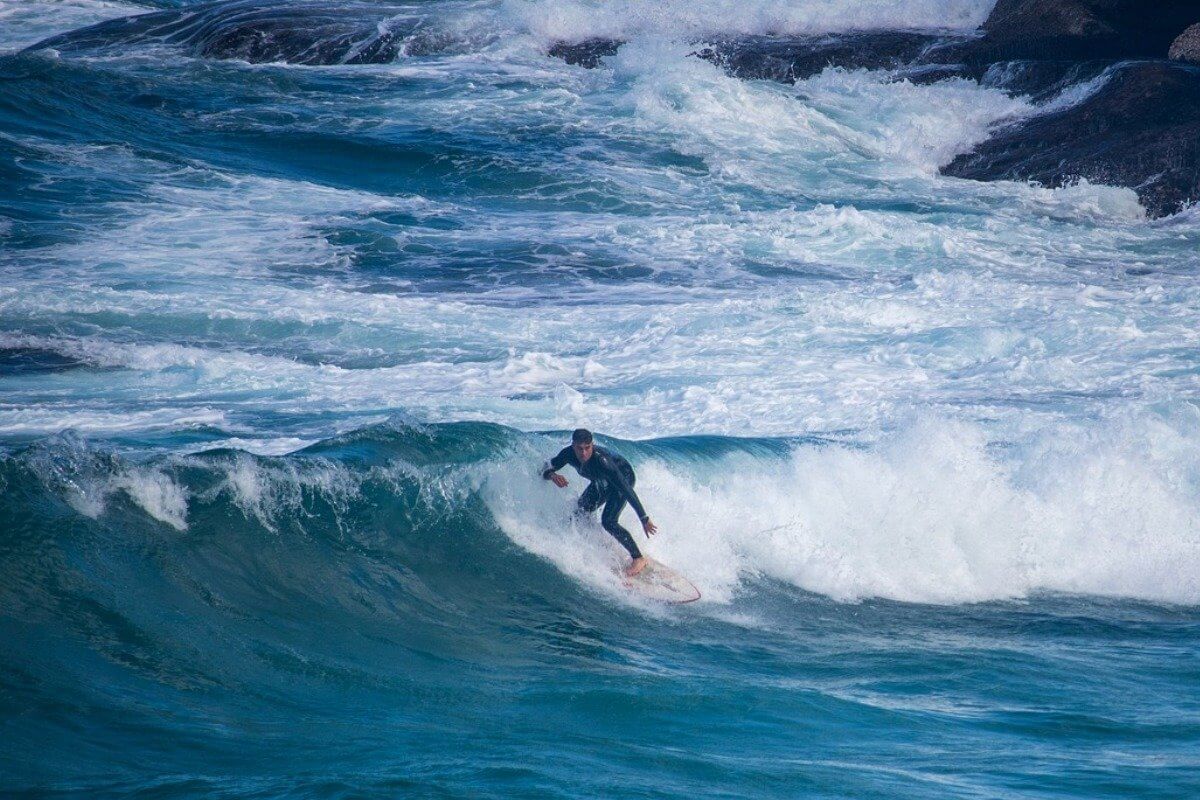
[2, 0, 1199, 797]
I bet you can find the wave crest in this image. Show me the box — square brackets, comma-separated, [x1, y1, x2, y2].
[5, 417, 1198, 614]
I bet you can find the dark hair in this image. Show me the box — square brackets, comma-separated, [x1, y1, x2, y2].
[571, 428, 593, 445]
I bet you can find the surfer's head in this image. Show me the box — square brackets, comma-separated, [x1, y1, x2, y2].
[572, 428, 594, 462]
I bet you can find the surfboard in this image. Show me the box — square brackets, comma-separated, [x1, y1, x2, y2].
[624, 557, 701, 604]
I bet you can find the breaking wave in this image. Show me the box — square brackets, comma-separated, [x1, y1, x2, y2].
[6, 418, 1198, 615]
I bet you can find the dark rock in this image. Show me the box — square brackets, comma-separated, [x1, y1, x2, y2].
[547, 1, 1200, 78]
[984, 0, 1122, 38]
[695, 31, 961, 83]
[1169, 23, 1200, 63]
[32, 0, 1200, 217]
[545, 30, 1116, 105]
[26, 0, 437, 65]
[975, 0, 1200, 61]
[27, 7, 185, 54]
[973, 59, 1113, 102]
[547, 31, 974, 83]
[943, 61, 1200, 217]
[701, 34, 1119, 101]
[191, 10, 405, 65]
[547, 38, 623, 68]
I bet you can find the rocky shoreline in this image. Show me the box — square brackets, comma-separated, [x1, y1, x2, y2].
[25, 0, 1200, 217]
[553, 1, 1200, 218]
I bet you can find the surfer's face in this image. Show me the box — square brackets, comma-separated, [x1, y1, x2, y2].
[573, 441, 593, 462]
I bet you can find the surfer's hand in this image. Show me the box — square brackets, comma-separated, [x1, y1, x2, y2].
[642, 517, 657, 537]
[549, 473, 568, 488]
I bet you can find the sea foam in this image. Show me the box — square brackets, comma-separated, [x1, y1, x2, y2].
[500, 0, 997, 43]
[487, 414, 1200, 607]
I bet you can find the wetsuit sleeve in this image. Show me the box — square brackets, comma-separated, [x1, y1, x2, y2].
[603, 456, 649, 521]
[542, 447, 572, 479]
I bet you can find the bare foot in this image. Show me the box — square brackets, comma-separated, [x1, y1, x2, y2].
[626, 557, 648, 577]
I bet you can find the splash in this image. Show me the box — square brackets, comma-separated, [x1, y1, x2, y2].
[502, 0, 998, 43]
[480, 419, 1200, 606]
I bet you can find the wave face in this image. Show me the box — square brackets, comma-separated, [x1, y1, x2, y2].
[3, 0, 1200, 796]
[4, 423, 1200, 797]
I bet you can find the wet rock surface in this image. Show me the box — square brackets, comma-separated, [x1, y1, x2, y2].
[943, 62, 1200, 217]
[1170, 23, 1200, 64]
[28, 0, 1200, 217]
[26, 0, 437, 66]
[694, 31, 962, 83]
[939, 0, 1200, 216]
[978, 0, 1200, 60]
[544, 0, 1200, 217]
[547, 38, 623, 69]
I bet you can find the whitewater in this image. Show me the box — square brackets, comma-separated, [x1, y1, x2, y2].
[2, 0, 1199, 797]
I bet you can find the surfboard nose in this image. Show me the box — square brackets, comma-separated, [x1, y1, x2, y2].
[626, 558, 702, 604]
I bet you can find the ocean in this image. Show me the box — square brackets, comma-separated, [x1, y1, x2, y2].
[2, 0, 1199, 797]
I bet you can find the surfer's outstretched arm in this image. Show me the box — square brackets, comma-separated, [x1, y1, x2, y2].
[609, 469, 646, 520]
[600, 455, 657, 537]
[542, 446, 573, 487]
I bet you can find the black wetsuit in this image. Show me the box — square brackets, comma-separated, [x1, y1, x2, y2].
[543, 445, 648, 559]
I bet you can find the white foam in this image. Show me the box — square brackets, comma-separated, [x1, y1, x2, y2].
[499, 0, 996, 44]
[112, 467, 189, 530]
[5, 220, 1199, 441]
[3, 16, 1198, 466]
[795, 69, 1031, 173]
[487, 415, 1200, 606]
[188, 437, 317, 456]
[20, 437, 192, 529]
[63, 476, 107, 519]
[0, 405, 229, 437]
[213, 454, 359, 532]
[1035, 68, 1113, 114]
[1010, 179, 1146, 223]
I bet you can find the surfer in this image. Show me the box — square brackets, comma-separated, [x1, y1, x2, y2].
[542, 428, 658, 576]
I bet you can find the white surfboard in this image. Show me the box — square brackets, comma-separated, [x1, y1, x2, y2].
[624, 557, 701, 604]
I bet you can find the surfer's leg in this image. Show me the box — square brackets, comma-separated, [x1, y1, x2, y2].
[574, 482, 602, 521]
[600, 491, 642, 560]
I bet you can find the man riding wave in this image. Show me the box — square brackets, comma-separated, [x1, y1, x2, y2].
[542, 428, 658, 576]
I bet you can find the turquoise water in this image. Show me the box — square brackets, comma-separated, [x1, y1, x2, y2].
[4, 424, 1199, 798]
[2, 0, 1199, 796]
